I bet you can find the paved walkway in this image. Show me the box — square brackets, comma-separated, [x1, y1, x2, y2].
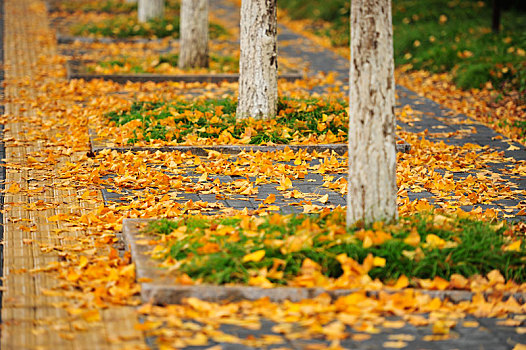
[0, 0, 525, 349]
[1, 0, 144, 348]
[0, 0, 5, 336]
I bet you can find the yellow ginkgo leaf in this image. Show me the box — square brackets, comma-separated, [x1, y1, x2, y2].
[242, 249, 266, 263]
[372, 256, 386, 267]
[504, 240, 521, 252]
[423, 234, 447, 249]
[403, 228, 420, 247]
[276, 176, 293, 191]
[263, 193, 276, 204]
[318, 194, 329, 204]
[6, 183, 21, 194]
[198, 172, 208, 182]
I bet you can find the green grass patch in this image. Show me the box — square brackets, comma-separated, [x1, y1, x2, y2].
[71, 14, 228, 39]
[144, 209, 526, 286]
[513, 120, 526, 140]
[91, 53, 239, 74]
[53, 0, 137, 13]
[105, 97, 348, 145]
[279, 0, 526, 94]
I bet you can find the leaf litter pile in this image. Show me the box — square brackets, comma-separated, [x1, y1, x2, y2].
[6, 1, 526, 348]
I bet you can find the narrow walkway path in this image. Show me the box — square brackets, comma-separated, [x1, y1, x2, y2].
[0, 0, 5, 334]
[1, 0, 144, 348]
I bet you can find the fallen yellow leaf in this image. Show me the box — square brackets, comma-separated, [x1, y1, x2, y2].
[263, 193, 276, 204]
[6, 183, 21, 194]
[242, 250, 266, 263]
[372, 256, 386, 267]
[504, 240, 521, 252]
[383, 341, 408, 348]
[318, 194, 329, 204]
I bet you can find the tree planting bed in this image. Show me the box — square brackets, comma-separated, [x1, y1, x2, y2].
[122, 217, 526, 305]
[87, 97, 412, 154]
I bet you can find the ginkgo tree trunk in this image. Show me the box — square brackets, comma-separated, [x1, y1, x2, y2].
[236, 0, 278, 119]
[347, 0, 398, 225]
[138, 0, 164, 23]
[179, 0, 209, 69]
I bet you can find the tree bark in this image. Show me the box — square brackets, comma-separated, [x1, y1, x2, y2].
[236, 0, 278, 119]
[492, 0, 501, 33]
[138, 0, 164, 23]
[178, 0, 209, 69]
[347, 0, 398, 225]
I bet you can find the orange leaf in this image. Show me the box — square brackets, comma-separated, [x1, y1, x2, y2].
[392, 275, 409, 289]
[6, 183, 20, 194]
[403, 228, 420, 247]
[276, 176, 293, 191]
[82, 309, 101, 323]
[263, 193, 276, 204]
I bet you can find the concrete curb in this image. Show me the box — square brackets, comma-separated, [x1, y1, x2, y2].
[66, 60, 304, 84]
[57, 34, 173, 45]
[89, 129, 412, 155]
[123, 219, 526, 305]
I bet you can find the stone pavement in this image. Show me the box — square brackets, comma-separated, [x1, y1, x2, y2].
[0, 0, 525, 349]
[168, 317, 525, 350]
[0, 0, 145, 348]
[0, 0, 5, 332]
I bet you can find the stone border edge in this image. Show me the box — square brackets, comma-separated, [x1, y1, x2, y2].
[122, 218, 526, 305]
[89, 129, 412, 155]
[66, 60, 304, 84]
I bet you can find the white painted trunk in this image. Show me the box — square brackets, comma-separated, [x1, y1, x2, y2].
[178, 0, 209, 69]
[138, 0, 164, 23]
[347, 0, 398, 225]
[236, 0, 278, 119]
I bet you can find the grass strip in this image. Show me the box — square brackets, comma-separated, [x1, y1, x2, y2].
[90, 53, 239, 74]
[53, 0, 139, 13]
[144, 208, 526, 286]
[105, 97, 348, 145]
[71, 14, 228, 39]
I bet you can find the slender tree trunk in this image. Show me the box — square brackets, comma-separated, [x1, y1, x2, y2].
[138, 0, 164, 23]
[178, 0, 209, 69]
[347, 0, 398, 225]
[236, 0, 278, 119]
[492, 0, 501, 33]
